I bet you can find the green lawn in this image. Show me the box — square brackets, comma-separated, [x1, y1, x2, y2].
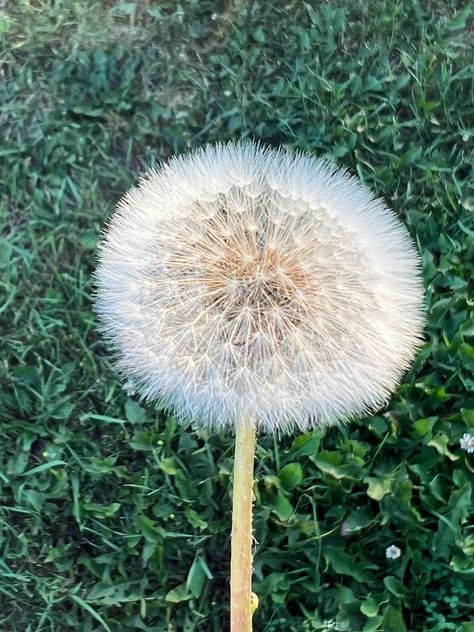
[1, 1, 473, 630]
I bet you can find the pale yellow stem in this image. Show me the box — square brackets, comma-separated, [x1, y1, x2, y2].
[230, 416, 257, 632]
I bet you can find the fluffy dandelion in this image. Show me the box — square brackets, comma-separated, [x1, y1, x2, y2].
[95, 141, 424, 631]
[96, 142, 424, 433]
[386, 545, 402, 560]
[460, 433, 474, 453]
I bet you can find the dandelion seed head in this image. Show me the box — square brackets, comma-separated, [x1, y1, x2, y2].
[95, 142, 425, 433]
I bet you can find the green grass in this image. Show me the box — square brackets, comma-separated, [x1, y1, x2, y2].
[1, 1, 473, 630]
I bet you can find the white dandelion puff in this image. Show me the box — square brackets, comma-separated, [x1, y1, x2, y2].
[460, 433, 474, 453]
[94, 141, 424, 434]
[386, 545, 402, 559]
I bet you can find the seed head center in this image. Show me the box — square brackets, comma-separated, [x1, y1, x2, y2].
[214, 242, 308, 312]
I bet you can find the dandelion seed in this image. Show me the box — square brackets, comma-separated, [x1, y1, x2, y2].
[460, 433, 474, 453]
[386, 545, 402, 559]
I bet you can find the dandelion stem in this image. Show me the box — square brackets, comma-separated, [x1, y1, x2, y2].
[231, 415, 257, 632]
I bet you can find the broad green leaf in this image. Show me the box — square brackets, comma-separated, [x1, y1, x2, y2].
[413, 417, 437, 437]
[124, 398, 146, 423]
[382, 605, 407, 632]
[270, 490, 293, 521]
[363, 615, 384, 631]
[159, 457, 179, 475]
[186, 554, 206, 599]
[165, 583, 191, 603]
[344, 508, 373, 532]
[279, 463, 303, 491]
[82, 502, 121, 518]
[365, 476, 392, 500]
[427, 434, 458, 461]
[323, 546, 371, 583]
[383, 575, 406, 598]
[185, 508, 208, 531]
[360, 596, 379, 617]
[312, 451, 362, 480]
[461, 408, 474, 427]
[288, 431, 324, 458]
[135, 515, 165, 542]
[175, 470, 197, 500]
[432, 482, 471, 559]
[86, 580, 144, 605]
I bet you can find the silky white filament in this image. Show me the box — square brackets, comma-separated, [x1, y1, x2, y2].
[95, 142, 424, 433]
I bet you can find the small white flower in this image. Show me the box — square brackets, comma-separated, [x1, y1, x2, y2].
[386, 545, 402, 559]
[211, 12, 218, 20]
[322, 620, 338, 631]
[460, 433, 474, 454]
[340, 521, 352, 536]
